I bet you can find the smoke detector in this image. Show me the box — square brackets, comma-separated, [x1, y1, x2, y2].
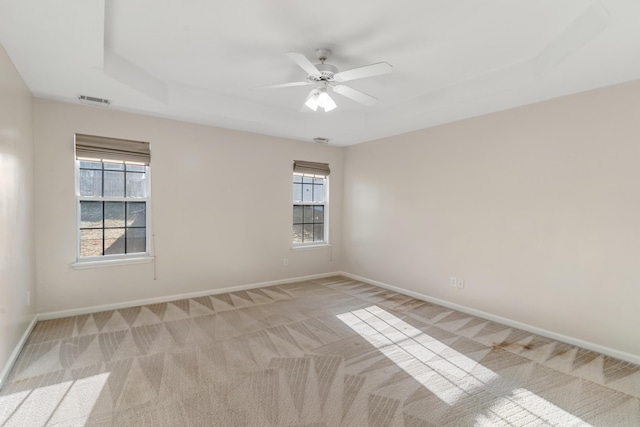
[313, 137, 330, 144]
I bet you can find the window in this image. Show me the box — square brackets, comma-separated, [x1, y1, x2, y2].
[292, 160, 329, 245]
[75, 134, 151, 261]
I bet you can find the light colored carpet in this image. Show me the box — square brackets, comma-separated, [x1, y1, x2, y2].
[1, 276, 639, 426]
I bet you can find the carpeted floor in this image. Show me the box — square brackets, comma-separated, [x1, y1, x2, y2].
[1, 276, 639, 426]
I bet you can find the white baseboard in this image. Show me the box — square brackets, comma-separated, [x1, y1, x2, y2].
[0, 315, 38, 389]
[340, 271, 640, 366]
[38, 272, 341, 321]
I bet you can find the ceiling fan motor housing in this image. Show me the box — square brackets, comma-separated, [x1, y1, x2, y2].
[309, 63, 338, 82]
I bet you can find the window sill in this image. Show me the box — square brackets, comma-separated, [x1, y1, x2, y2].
[71, 256, 154, 270]
[291, 243, 332, 251]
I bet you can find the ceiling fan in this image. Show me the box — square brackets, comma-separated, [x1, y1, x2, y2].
[257, 48, 393, 112]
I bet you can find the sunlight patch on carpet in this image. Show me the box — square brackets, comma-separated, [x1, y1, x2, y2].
[476, 387, 590, 426]
[0, 372, 109, 426]
[337, 305, 590, 425]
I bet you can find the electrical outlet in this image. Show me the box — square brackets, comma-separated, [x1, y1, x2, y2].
[450, 277, 457, 287]
[283, 258, 289, 267]
[456, 278, 464, 289]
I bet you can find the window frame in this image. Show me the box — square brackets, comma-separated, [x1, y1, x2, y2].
[74, 158, 152, 264]
[292, 172, 330, 248]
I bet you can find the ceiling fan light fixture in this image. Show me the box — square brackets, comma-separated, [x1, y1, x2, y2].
[305, 90, 320, 111]
[318, 88, 336, 112]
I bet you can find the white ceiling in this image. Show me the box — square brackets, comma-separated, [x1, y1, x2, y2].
[1, 0, 639, 146]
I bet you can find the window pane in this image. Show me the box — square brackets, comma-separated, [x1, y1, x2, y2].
[80, 201, 103, 228]
[302, 184, 313, 202]
[127, 202, 146, 227]
[126, 164, 146, 172]
[303, 225, 314, 242]
[293, 183, 302, 202]
[126, 172, 147, 197]
[293, 205, 303, 224]
[80, 229, 103, 257]
[293, 225, 303, 243]
[303, 206, 313, 223]
[313, 205, 324, 223]
[104, 162, 125, 170]
[79, 169, 102, 196]
[314, 224, 324, 241]
[292, 173, 327, 245]
[79, 160, 101, 169]
[313, 183, 324, 202]
[105, 228, 125, 255]
[126, 228, 146, 253]
[78, 160, 152, 259]
[105, 202, 125, 227]
[104, 171, 125, 197]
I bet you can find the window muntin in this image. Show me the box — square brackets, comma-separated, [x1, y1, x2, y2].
[293, 173, 327, 244]
[77, 159, 149, 258]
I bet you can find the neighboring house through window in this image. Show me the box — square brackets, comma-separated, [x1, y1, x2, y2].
[75, 134, 151, 261]
[292, 160, 329, 245]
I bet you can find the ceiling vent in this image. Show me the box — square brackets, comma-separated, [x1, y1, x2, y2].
[78, 95, 111, 107]
[313, 137, 330, 144]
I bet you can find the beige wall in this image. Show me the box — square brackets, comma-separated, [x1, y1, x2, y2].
[34, 99, 343, 313]
[0, 44, 35, 383]
[343, 80, 640, 357]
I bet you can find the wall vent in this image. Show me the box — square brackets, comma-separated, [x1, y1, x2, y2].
[78, 95, 111, 107]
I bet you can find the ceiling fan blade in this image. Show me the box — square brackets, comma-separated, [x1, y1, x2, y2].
[333, 62, 393, 82]
[332, 85, 378, 107]
[286, 52, 320, 76]
[253, 81, 312, 90]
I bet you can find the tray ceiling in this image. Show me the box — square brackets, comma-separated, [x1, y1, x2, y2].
[1, 0, 639, 145]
